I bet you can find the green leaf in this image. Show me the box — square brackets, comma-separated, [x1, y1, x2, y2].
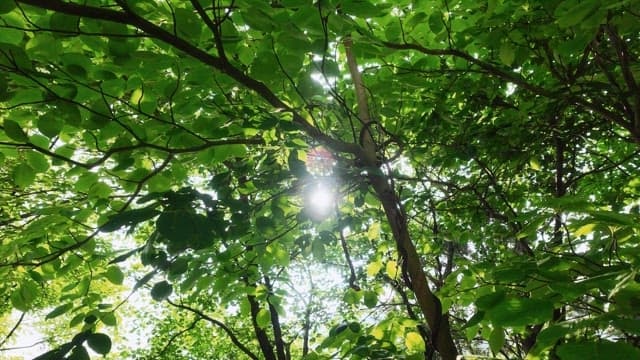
[3, 119, 28, 141]
[241, 8, 274, 32]
[168, 257, 189, 276]
[556, 1, 601, 28]
[348, 322, 361, 333]
[49, 13, 80, 33]
[11, 281, 40, 311]
[157, 210, 190, 241]
[174, 7, 202, 39]
[0, 1, 16, 14]
[544, 195, 592, 211]
[367, 222, 380, 240]
[488, 326, 505, 354]
[101, 207, 160, 232]
[557, 340, 640, 360]
[256, 308, 271, 329]
[574, 223, 597, 237]
[489, 297, 554, 327]
[311, 239, 325, 260]
[465, 325, 478, 342]
[343, 288, 361, 305]
[104, 266, 124, 285]
[150, 280, 173, 301]
[12, 163, 36, 188]
[341, 0, 384, 18]
[499, 43, 515, 66]
[26, 151, 49, 173]
[215, 144, 247, 162]
[366, 260, 382, 277]
[88, 182, 113, 199]
[37, 115, 65, 137]
[476, 290, 506, 310]
[363, 290, 377, 308]
[428, 12, 443, 33]
[74, 172, 99, 192]
[100, 312, 117, 327]
[68, 346, 90, 360]
[133, 271, 156, 291]
[386, 260, 398, 278]
[86, 333, 112, 355]
[405, 332, 425, 352]
[587, 211, 637, 227]
[462, 311, 485, 329]
[0, 75, 9, 100]
[45, 303, 73, 320]
[0, 28, 23, 45]
[529, 324, 571, 356]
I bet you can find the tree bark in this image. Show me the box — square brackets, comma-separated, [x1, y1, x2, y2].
[368, 175, 458, 360]
[344, 36, 458, 360]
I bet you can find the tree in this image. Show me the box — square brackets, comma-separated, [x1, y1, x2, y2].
[1, 0, 639, 359]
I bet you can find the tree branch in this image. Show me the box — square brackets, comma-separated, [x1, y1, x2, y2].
[345, 34, 457, 360]
[247, 293, 277, 360]
[0, 312, 25, 349]
[380, 40, 639, 143]
[265, 276, 287, 360]
[166, 299, 260, 360]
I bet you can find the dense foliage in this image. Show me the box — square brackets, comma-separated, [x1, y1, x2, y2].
[1, 0, 639, 359]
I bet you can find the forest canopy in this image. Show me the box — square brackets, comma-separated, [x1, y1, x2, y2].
[1, 0, 639, 359]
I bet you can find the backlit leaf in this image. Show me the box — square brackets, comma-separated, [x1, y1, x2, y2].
[105, 266, 124, 285]
[405, 332, 425, 352]
[386, 260, 398, 279]
[12, 163, 36, 188]
[256, 308, 271, 329]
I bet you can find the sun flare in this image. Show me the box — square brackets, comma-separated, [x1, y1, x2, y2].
[304, 182, 336, 221]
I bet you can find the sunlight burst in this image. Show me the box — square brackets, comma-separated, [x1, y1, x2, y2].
[304, 182, 336, 221]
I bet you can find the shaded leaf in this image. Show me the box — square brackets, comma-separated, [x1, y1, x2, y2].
[12, 163, 36, 188]
[557, 340, 640, 360]
[101, 207, 160, 232]
[150, 280, 173, 301]
[490, 297, 554, 327]
[489, 326, 505, 354]
[3, 119, 28, 141]
[86, 333, 112, 355]
[45, 303, 73, 320]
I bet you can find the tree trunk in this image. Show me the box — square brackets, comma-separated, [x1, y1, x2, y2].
[368, 174, 458, 360]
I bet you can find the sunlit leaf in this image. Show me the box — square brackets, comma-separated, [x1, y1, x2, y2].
[405, 332, 425, 352]
[256, 308, 271, 329]
[104, 266, 125, 285]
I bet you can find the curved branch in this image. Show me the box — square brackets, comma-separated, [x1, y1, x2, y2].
[157, 317, 203, 357]
[15, 0, 363, 156]
[344, 34, 458, 360]
[166, 299, 260, 360]
[0, 312, 25, 349]
[381, 40, 639, 143]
